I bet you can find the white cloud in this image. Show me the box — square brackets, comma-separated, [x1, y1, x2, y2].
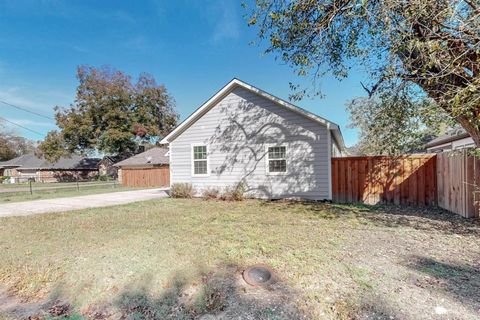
[0, 87, 46, 110]
[210, 0, 240, 44]
[0, 86, 71, 112]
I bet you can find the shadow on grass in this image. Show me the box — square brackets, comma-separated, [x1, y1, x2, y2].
[1, 262, 407, 320]
[107, 264, 402, 320]
[268, 200, 480, 236]
[407, 256, 480, 311]
[75, 263, 310, 320]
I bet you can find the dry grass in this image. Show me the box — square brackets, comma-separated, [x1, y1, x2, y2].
[0, 199, 479, 319]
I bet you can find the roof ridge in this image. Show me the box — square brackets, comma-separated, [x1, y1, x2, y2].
[160, 78, 345, 150]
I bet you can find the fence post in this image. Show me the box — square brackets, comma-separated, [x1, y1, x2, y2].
[76, 179, 80, 191]
[29, 180, 32, 195]
[113, 179, 116, 188]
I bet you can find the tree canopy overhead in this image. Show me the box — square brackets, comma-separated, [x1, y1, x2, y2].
[248, 0, 480, 147]
[40, 66, 178, 161]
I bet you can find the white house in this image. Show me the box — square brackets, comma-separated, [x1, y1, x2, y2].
[160, 79, 345, 200]
[425, 130, 474, 153]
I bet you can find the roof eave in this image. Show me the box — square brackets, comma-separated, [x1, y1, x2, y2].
[424, 132, 471, 148]
[114, 163, 168, 168]
[329, 124, 346, 151]
[160, 79, 241, 144]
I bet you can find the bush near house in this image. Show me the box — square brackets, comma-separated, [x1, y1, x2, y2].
[219, 182, 245, 201]
[202, 187, 220, 200]
[170, 183, 195, 198]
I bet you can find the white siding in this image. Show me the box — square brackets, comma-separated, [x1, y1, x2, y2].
[170, 86, 331, 200]
[426, 137, 475, 152]
[452, 137, 475, 149]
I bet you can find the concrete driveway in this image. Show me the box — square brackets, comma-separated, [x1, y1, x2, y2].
[0, 188, 169, 218]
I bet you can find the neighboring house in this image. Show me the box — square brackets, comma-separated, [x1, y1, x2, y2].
[98, 147, 149, 179]
[98, 155, 125, 178]
[0, 154, 100, 183]
[160, 78, 345, 200]
[114, 147, 170, 187]
[425, 130, 474, 153]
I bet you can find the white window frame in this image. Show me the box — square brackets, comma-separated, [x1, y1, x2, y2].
[191, 144, 210, 177]
[265, 144, 288, 175]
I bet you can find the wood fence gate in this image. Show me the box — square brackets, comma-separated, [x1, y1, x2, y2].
[332, 155, 437, 206]
[437, 151, 480, 218]
[121, 166, 170, 188]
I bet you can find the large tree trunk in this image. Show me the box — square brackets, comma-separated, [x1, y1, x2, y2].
[456, 115, 480, 148]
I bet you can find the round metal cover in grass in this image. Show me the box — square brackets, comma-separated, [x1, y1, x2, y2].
[242, 264, 275, 286]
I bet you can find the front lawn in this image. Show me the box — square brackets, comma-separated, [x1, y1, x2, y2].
[0, 199, 479, 319]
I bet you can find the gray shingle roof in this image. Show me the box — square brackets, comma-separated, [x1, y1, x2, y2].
[114, 147, 169, 167]
[425, 129, 470, 148]
[0, 154, 100, 170]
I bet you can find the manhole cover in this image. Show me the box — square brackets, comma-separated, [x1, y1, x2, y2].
[242, 264, 275, 286]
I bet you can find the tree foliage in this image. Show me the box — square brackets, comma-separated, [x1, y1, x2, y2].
[248, 0, 480, 147]
[347, 91, 449, 155]
[39, 66, 178, 161]
[0, 122, 36, 161]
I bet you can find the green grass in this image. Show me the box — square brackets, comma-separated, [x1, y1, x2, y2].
[0, 199, 479, 319]
[0, 183, 133, 203]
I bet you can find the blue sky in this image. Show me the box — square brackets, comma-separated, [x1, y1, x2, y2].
[0, 0, 368, 147]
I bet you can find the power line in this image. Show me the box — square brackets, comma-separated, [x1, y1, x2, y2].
[0, 100, 55, 121]
[0, 116, 46, 137]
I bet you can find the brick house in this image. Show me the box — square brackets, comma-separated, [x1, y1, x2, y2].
[0, 153, 100, 183]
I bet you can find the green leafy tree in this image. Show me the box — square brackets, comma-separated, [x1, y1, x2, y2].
[0, 122, 36, 161]
[40, 66, 178, 161]
[347, 90, 449, 155]
[248, 0, 480, 147]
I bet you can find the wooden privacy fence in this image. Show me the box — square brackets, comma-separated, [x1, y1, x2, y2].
[437, 151, 480, 218]
[332, 155, 437, 206]
[121, 166, 170, 188]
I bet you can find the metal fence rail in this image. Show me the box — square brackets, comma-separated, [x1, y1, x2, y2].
[0, 180, 118, 196]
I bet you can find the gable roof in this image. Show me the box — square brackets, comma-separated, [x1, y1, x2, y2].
[425, 129, 471, 148]
[113, 147, 169, 167]
[160, 78, 345, 150]
[100, 155, 127, 164]
[0, 154, 100, 170]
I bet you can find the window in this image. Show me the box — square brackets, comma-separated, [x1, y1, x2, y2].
[192, 145, 208, 175]
[267, 146, 287, 173]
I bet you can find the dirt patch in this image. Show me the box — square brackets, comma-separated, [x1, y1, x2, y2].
[0, 285, 73, 320]
[1, 265, 306, 320]
[111, 264, 306, 320]
[0, 285, 44, 319]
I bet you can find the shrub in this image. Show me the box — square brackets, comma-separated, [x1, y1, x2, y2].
[202, 187, 220, 200]
[0, 176, 10, 183]
[97, 174, 113, 181]
[220, 182, 245, 201]
[170, 183, 195, 198]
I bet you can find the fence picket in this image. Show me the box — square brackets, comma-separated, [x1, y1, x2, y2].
[332, 152, 478, 218]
